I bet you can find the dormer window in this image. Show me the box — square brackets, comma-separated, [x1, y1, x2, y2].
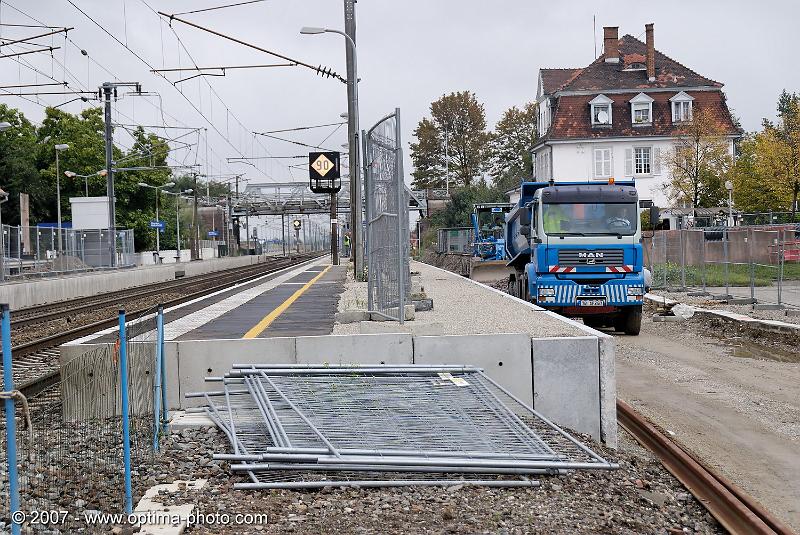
[589, 94, 613, 126]
[629, 92, 654, 126]
[624, 62, 646, 71]
[670, 91, 694, 122]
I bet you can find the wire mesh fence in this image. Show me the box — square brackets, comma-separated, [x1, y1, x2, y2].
[195, 364, 617, 490]
[435, 227, 473, 255]
[1, 306, 165, 532]
[0, 225, 136, 280]
[364, 109, 411, 322]
[644, 226, 800, 307]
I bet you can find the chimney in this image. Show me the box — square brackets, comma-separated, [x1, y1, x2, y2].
[603, 27, 619, 63]
[646, 23, 655, 81]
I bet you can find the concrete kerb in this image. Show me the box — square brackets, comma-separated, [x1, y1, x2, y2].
[415, 261, 618, 448]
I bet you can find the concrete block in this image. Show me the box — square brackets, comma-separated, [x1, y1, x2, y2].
[371, 304, 415, 321]
[413, 334, 534, 406]
[531, 336, 601, 443]
[175, 337, 296, 409]
[687, 291, 711, 297]
[596, 334, 617, 448]
[169, 410, 214, 431]
[413, 298, 434, 311]
[295, 333, 413, 366]
[753, 303, 785, 311]
[729, 297, 757, 305]
[786, 309, 800, 317]
[335, 309, 369, 323]
[652, 314, 684, 322]
[359, 321, 444, 336]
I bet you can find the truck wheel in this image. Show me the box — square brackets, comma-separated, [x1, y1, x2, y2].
[583, 317, 603, 329]
[507, 276, 516, 297]
[623, 306, 642, 336]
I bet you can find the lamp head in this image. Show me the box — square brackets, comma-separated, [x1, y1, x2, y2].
[164, 181, 176, 187]
[64, 171, 76, 178]
[98, 169, 108, 177]
[0, 121, 11, 132]
[55, 143, 70, 151]
[137, 182, 149, 187]
[300, 26, 326, 35]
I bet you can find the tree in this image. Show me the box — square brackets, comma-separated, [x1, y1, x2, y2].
[410, 91, 491, 190]
[663, 106, 734, 213]
[427, 182, 505, 229]
[488, 102, 538, 192]
[0, 104, 40, 225]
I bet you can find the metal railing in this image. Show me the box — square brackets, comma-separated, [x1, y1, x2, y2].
[1, 225, 136, 280]
[364, 108, 411, 322]
[644, 227, 800, 308]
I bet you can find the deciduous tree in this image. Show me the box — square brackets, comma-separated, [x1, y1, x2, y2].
[488, 102, 538, 192]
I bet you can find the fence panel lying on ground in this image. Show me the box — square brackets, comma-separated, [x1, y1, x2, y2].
[364, 109, 411, 322]
[1, 306, 165, 531]
[646, 226, 800, 308]
[195, 365, 617, 490]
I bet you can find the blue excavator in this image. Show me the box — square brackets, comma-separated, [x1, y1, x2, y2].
[469, 203, 514, 282]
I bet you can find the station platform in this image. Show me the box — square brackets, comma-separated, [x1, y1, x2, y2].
[74, 256, 345, 344]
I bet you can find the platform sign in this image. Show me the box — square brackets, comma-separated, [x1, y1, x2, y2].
[309, 152, 340, 180]
[149, 220, 165, 230]
[207, 230, 219, 237]
[292, 219, 302, 230]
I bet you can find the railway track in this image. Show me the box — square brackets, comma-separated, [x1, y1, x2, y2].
[2, 253, 322, 397]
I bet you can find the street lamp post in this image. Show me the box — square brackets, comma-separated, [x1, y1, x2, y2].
[301, 23, 364, 276]
[138, 182, 175, 261]
[64, 169, 108, 197]
[162, 188, 193, 262]
[0, 188, 8, 282]
[54, 143, 70, 254]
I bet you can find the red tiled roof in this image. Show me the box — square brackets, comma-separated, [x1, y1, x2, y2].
[550, 35, 722, 93]
[540, 68, 582, 94]
[543, 90, 739, 141]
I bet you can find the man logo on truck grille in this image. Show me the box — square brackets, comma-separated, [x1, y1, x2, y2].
[578, 251, 603, 264]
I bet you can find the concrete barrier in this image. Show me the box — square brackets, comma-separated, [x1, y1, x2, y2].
[60, 330, 613, 445]
[0, 254, 279, 310]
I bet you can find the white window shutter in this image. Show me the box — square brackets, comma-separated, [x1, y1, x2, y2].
[624, 148, 633, 176]
[653, 147, 662, 175]
[609, 148, 615, 178]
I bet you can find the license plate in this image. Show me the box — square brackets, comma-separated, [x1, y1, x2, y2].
[577, 298, 606, 307]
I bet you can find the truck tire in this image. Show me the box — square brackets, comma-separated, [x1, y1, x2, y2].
[623, 306, 642, 336]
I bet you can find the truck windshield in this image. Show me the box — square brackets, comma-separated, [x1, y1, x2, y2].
[542, 202, 638, 236]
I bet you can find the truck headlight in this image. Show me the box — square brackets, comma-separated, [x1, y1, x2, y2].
[538, 288, 555, 297]
[627, 286, 644, 296]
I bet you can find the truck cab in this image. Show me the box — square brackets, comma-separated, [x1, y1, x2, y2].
[505, 181, 644, 335]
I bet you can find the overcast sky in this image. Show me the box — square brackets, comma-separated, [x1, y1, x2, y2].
[2, 0, 799, 192]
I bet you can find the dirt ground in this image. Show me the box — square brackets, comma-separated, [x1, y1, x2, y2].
[611, 310, 800, 531]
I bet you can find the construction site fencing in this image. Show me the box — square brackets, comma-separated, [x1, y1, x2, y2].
[644, 227, 800, 308]
[0, 225, 136, 281]
[364, 108, 410, 322]
[435, 227, 473, 255]
[1, 305, 166, 532]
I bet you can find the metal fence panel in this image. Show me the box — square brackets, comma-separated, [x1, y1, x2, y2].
[436, 227, 473, 255]
[364, 109, 411, 322]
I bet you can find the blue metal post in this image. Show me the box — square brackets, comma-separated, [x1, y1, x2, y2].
[153, 307, 163, 452]
[118, 309, 133, 514]
[159, 306, 167, 433]
[2, 304, 21, 535]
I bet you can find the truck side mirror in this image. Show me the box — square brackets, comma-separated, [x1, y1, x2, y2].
[649, 206, 660, 230]
[520, 225, 531, 236]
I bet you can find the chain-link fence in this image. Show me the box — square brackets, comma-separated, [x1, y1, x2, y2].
[1, 225, 136, 280]
[435, 227, 473, 255]
[2, 305, 166, 532]
[364, 108, 411, 322]
[644, 226, 800, 308]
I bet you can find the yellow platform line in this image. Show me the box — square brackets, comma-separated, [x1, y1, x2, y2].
[243, 264, 332, 339]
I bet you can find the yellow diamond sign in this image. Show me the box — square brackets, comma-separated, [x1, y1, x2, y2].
[312, 153, 334, 177]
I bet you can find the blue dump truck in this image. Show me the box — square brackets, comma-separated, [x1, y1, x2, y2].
[505, 180, 645, 335]
[469, 203, 514, 282]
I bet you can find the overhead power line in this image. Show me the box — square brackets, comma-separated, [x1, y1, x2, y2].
[157, 12, 346, 83]
[0, 27, 72, 48]
[257, 121, 346, 134]
[171, 0, 268, 17]
[0, 47, 60, 59]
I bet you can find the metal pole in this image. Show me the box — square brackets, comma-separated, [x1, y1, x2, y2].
[103, 83, 117, 267]
[153, 305, 163, 452]
[2, 304, 21, 535]
[331, 192, 339, 265]
[778, 230, 785, 305]
[395, 108, 406, 324]
[192, 175, 199, 260]
[56, 149, 63, 254]
[155, 188, 160, 258]
[281, 213, 286, 256]
[362, 129, 372, 312]
[679, 229, 686, 290]
[343, 0, 364, 278]
[723, 228, 730, 298]
[749, 228, 755, 301]
[118, 309, 133, 514]
[158, 305, 167, 433]
[175, 195, 181, 261]
[445, 128, 449, 195]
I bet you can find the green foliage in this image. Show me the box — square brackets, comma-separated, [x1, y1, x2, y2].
[427, 183, 506, 229]
[0, 104, 40, 224]
[410, 91, 491, 190]
[488, 102, 538, 192]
